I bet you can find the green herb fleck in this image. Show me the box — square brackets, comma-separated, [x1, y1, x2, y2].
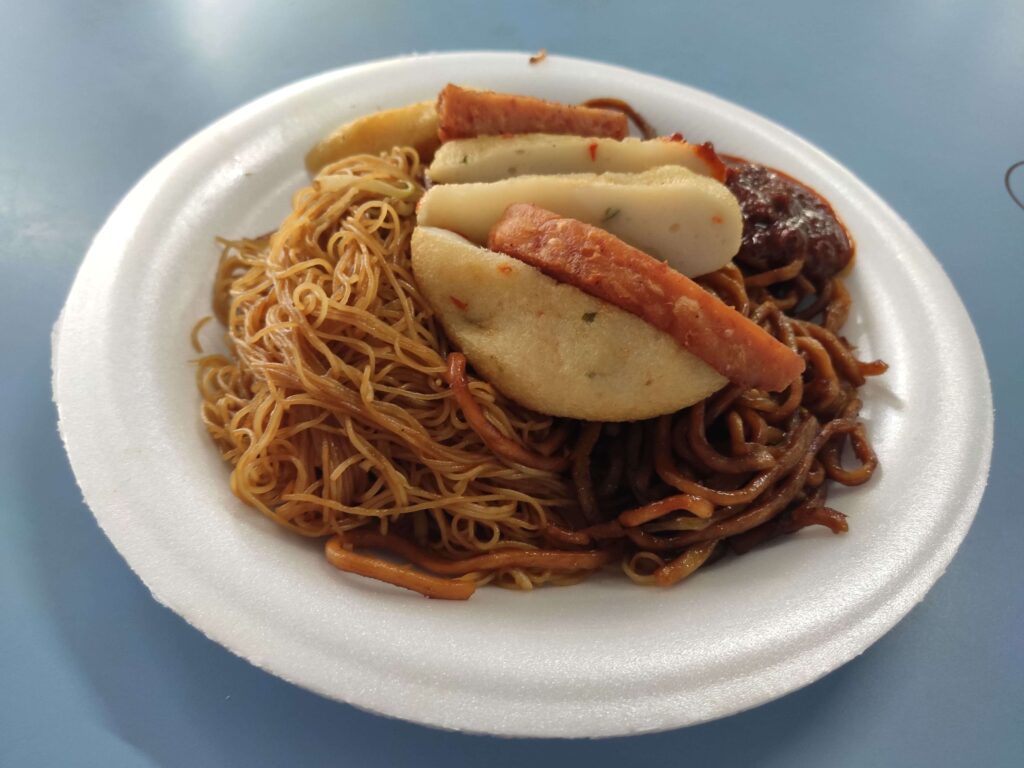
[586, 371, 597, 379]
[600, 207, 621, 223]
[461, 155, 469, 164]
[582, 312, 597, 323]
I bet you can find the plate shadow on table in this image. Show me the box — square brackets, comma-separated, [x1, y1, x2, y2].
[27, 371, 895, 767]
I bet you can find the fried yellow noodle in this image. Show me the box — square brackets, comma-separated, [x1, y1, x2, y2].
[197, 147, 885, 599]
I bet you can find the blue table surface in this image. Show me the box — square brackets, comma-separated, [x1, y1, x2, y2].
[2, 1, 1022, 765]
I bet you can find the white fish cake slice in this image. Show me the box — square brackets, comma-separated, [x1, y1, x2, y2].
[305, 101, 440, 174]
[428, 133, 723, 184]
[410, 226, 726, 421]
[416, 166, 742, 278]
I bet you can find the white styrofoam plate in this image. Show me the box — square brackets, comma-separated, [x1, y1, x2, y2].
[53, 52, 992, 737]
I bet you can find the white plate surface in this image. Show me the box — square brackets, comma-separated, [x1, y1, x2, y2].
[53, 52, 992, 737]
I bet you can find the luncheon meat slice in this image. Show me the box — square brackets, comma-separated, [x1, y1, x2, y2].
[488, 204, 805, 392]
[437, 84, 629, 142]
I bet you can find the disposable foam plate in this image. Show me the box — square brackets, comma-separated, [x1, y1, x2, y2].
[53, 52, 992, 737]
